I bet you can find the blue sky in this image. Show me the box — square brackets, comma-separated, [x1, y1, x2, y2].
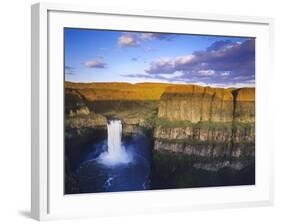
[64, 28, 255, 87]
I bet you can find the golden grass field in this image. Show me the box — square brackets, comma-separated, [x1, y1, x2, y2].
[65, 81, 254, 102]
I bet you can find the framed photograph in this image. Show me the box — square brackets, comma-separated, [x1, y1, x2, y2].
[31, 2, 274, 221]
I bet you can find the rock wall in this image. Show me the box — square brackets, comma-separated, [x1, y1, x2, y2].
[155, 85, 255, 158]
[234, 88, 255, 123]
[158, 85, 255, 123]
[154, 124, 255, 142]
[153, 124, 255, 157]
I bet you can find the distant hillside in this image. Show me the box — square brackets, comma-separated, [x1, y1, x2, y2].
[65, 81, 173, 101]
[65, 81, 254, 102]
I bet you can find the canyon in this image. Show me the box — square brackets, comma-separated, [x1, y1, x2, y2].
[65, 81, 255, 158]
[65, 81, 255, 193]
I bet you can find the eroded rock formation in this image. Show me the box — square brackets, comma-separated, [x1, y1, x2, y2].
[64, 81, 255, 159]
[155, 85, 255, 157]
[158, 85, 255, 123]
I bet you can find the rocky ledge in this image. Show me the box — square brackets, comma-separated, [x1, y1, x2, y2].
[153, 85, 255, 158]
[158, 85, 255, 123]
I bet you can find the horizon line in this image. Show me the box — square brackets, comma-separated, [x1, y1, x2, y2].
[64, 80, 255, 89]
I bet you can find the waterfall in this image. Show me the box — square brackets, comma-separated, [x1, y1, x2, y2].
[107, 120, 123, 156]
[98, 119, 131, 166]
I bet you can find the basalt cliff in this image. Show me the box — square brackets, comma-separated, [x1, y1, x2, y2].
[65, 82, 255, 159]
[154, 85, 255, 158]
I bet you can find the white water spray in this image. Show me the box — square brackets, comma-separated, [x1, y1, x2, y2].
[98, 120, 131, 166]
[107, 120, 123, 156]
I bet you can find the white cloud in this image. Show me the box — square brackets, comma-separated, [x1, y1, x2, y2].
[145, 57, 174, 74]
[174, 55, 195, 65]
[139, 33, 165, 40]
[118, 32, 173, 48]
[118, 34, 139, 47]
[84, 59, 107, 68]
[221, 71, 231, 76]
[198, 70, 216, 76]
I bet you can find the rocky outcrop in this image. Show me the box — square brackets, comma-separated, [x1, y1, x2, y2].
[155, 85, 255, 158]
[66, 114, 107, 129]
[122, 125, 146, 136]
[69, 106, 90, 117]
[234, 88, 255, 123]
[153, 123, 255, 157]
[154, 124, 254, 143]
[193, 160, 252, 172]
[158, 85, 255, 123]
[65, 112, 149, 139]
[154, 138, 254, 158]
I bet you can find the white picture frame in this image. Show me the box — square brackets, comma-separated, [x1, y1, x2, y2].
[31, 2, 275, 221]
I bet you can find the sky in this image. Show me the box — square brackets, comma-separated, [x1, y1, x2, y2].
[64, 28, 255, 88]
